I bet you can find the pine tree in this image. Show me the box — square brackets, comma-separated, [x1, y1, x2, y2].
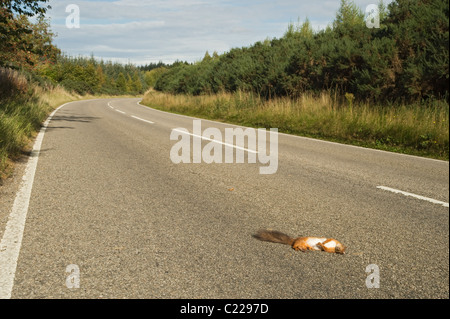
[333, 0, 365, 32]
[116, 72, 127, 93]
[95, 65, 105, 92]
[132, 71, 142, 93]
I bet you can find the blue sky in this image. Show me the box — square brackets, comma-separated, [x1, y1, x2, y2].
[46, 0, 392, 66]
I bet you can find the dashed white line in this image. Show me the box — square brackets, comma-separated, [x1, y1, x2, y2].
[377, 186, 449, 208]
[131, 116, 154, 124]
[110, 101, 154, 124]
[172, 128, 258, 154]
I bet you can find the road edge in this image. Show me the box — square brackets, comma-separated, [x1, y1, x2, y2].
[0, 101, 72, 299]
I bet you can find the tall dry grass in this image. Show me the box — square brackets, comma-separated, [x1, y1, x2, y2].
[142, 89, 449, 160]
[0, 68, 82, 180]
[0, 68, 28, 99]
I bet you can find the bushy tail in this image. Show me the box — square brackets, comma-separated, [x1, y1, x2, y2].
[252, 229, 295, 246]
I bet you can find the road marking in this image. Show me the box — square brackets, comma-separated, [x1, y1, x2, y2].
[131, 115, 154, 124]
[172, 128, 258, 154]
[377, 186, 449, 208]
[107, 102, 114, 109]
[0, 102, 71, 299]
[115, 109, 126, 114]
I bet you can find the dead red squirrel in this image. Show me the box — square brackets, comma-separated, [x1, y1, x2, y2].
[253, 229, 346, 254]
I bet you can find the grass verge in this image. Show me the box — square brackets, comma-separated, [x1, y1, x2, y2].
[141, 89, 449, 161]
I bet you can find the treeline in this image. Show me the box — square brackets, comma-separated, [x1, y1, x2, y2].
[139, 61, 168, 72]
[38, 55, 147, 95]
[155, 0, 449, 104]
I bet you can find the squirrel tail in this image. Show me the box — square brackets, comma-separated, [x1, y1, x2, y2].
[252, 229, 295, 246]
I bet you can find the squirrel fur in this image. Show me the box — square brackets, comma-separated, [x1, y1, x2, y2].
[253, 229, 346, 254]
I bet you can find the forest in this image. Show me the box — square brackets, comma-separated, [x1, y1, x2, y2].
[38, 55, 146, 95]
[154, 0, 449, 105]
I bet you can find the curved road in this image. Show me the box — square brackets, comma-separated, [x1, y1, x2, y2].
[1, 98, 448, 299]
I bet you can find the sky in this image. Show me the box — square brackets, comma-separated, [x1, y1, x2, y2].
[45, 0, 392, 66]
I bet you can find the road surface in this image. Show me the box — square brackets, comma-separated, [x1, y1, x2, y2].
[1, 98, 448, 299]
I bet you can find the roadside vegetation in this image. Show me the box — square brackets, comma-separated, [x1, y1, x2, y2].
[143, 0, 449, 160]
[1, 68, 71, 179]
[143, 89, 448, 159]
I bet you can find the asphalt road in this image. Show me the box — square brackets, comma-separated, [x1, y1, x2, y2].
[1, 98, 448, 299]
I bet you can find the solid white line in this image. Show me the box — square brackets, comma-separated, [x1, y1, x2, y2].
[172, 128, 258, 154]
[0, 102, 70, 299]
[131, 115, 154, 124]
[377, 186, 449, 208]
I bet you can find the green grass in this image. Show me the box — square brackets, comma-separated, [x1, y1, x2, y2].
[141, 89, 449, 160]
